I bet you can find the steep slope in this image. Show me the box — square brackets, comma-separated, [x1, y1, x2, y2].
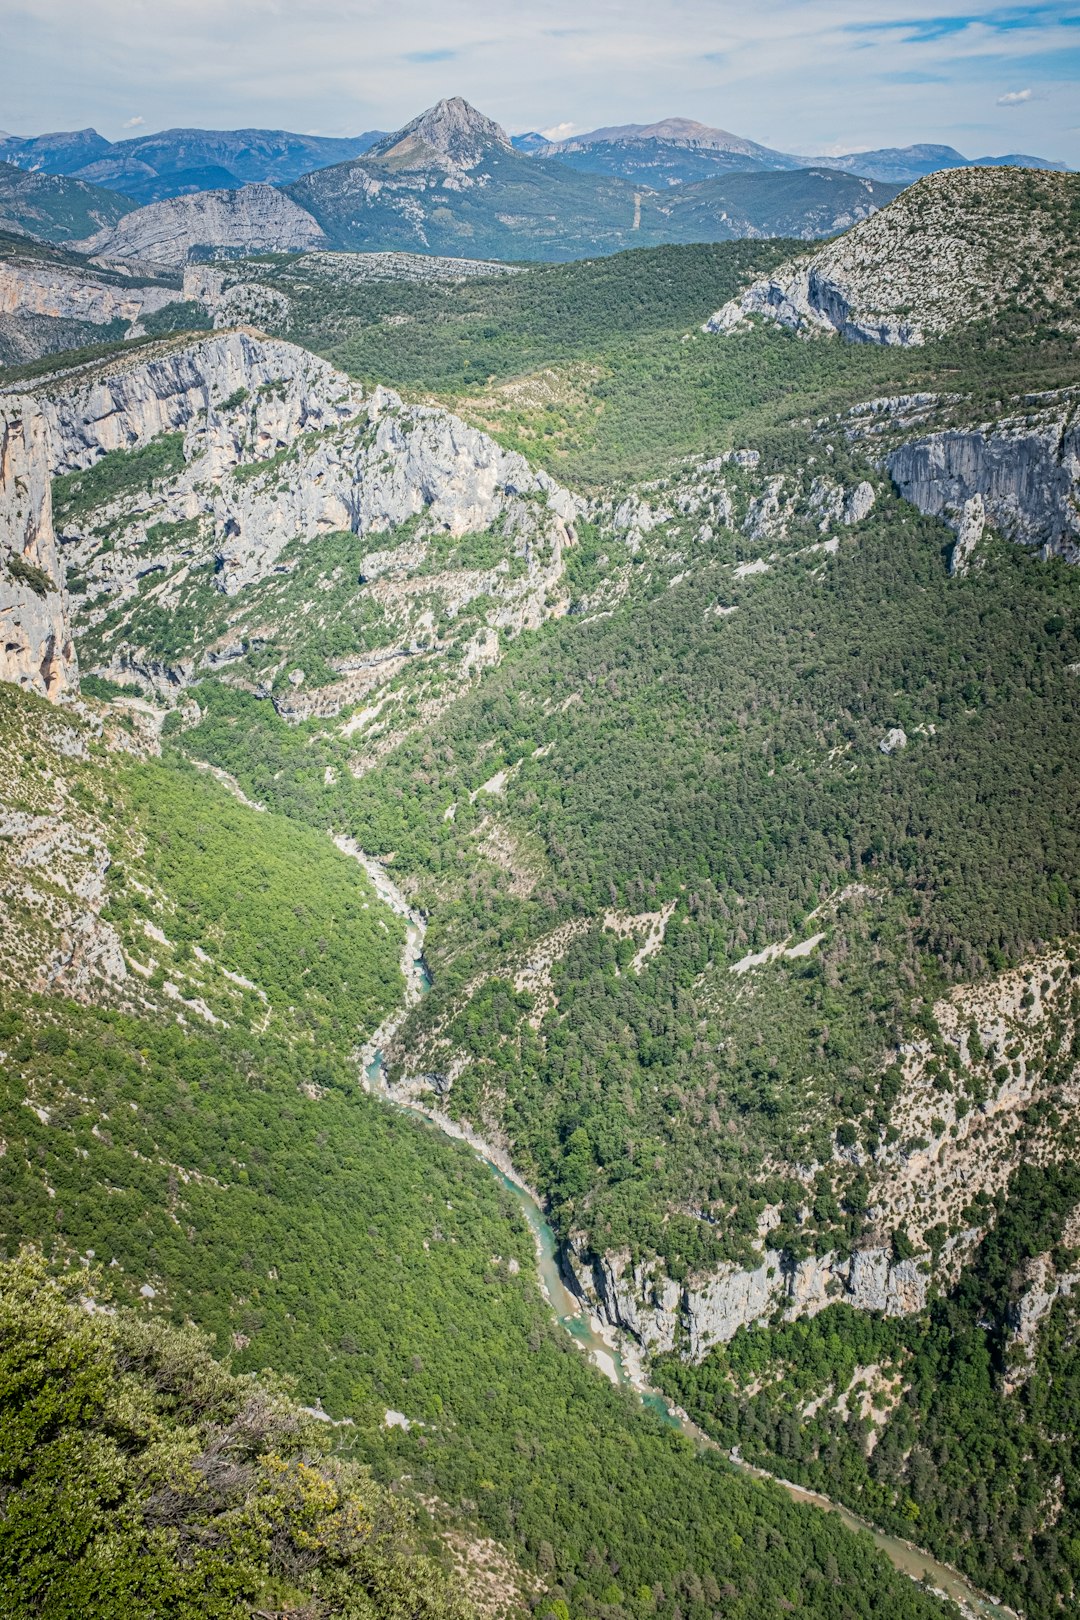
[706, 166, 1080, 344]
[0, 232, 196, 363]
[74, 183, 327, 264]
[0, 159, 135, 243]
[13, 328, 577, 731]
[1, 1254, 469, 1620]
[0, 683, 948, 1620]
[0, 394, 76, 698]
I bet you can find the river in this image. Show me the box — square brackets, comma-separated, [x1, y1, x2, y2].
[347, 843, 1018, 1620]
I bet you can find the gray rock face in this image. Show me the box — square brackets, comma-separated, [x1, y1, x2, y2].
[15, 329, 578, 715]
[1003, 1230, 1080, 1393]
[879, 727, 908, 755]
[40, 330, 355, 474]
[948, 493, 986, 576]
[569, 1239, 929, 1360]
[706, 262, 922, 347]
[704, 168, 1080, 348]
[0, 399, 76, 700]
[37, 332, 577, 601]
[76, 184, 326, 265]
[0, 260, 178, 328]
[369, 97, 512, 171]
[885, 397, 1080, 563]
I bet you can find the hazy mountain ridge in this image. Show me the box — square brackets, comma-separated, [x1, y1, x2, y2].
[532, 118, 1069, 185]
[0, 159, 135, 244]
[0, 124, 387, 202]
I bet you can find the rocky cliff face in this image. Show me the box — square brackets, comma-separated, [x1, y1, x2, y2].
[76, 184, 326, 265]
[0, 259, 178, 328]
[39, 329, 356, 475]
[17, 329, 578, 727]
[568, 1240, 928, 1358]
[705, 167, 1080, 346]
[368, 97, 512, 172]
[884, 393, 1080, 564]
[561, 947, 1080, 1365]
[0, 399, 76, 699]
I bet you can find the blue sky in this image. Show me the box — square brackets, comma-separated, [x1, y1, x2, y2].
[2, 1, 1078, 164]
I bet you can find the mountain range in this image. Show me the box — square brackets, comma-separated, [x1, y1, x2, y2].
[526, 117, 1069, 186]
[0, 124, 386, 204]
[1, 111, 1066, 210]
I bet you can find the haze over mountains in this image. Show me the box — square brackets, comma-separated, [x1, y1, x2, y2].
[525, 118, 1070, 186]
[0, 125, 386, 204]
[1, 106, 1067, 209]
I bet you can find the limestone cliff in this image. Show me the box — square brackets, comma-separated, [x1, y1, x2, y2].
[0, 258, 178, 329]
[568, 1240, 928, 1359]
[19, 329, 578, 727]
[705, 167, 1080, 347]
[0, 399, 76, 699]
[884, 392, 1080, 564]
[76, 184, 326, 266]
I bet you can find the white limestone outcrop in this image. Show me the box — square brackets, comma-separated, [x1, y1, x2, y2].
[885, 395, 1080, 564]
[76, 184, 326, 265]
[0, 399, 76, 699]
[568, 1240, 929, 1360]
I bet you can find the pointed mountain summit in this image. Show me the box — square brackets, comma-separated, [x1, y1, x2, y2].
[369, 97, 512, 172]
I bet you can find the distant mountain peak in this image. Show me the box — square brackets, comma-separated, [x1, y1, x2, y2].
[371, 97, 512, 171]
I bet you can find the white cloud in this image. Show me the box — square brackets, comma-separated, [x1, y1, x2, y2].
[121, 114, 145, 127]
[540, 121, 575, 141]
[997, 88, 1033, 106]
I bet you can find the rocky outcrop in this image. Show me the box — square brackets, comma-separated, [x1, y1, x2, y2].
[19, 330, 578, 720]
[39, 329, 356, 474]
[76, 184, 326, 265]
[367, 97, 512, 172]
[568, 1240, 929, 1360]
[948, 493, 985, 576]
[705, 167, 1080, 347]
[1003, 1217, 1080, 1393]
[0, 399, 76, 700]
[0, 259, 178, 328]
[885, 395, 1080, 563]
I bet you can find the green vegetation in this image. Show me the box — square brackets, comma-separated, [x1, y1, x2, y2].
[229, 242, 1080, 490]
[655, 1163, 1080, 1619]
[53, 433, 187, 529]
[0, 987, 947, 1620]
[0, 1249, 469, 1620]
[138, 298, 213, 337]
[177, 515, 1080, 1275]
[0, 161, 134, 244]
[5, 553, 55, 596]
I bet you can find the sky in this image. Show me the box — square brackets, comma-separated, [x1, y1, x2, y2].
[2, 0, 1078, 164]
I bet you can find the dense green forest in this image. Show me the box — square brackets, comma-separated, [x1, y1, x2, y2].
[0, 1250, 467, 1620]
[655, 1162, 1080, 1619]
[0, 685, 950, 1620]
[175, 506, 1080, 1275]
[0, 985, 951, 1620]
[225, 243, 1080, 488]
